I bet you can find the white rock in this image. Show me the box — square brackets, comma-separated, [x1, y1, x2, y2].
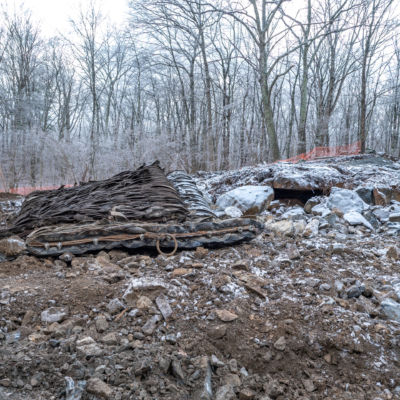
[123, 277, 169, 305]
[381, 298, 400, 322]
[303, 218, 319, 238]
[311, 204, 330, 217]
[265, 220, 294, 236]
[40, 307, 67, 323]
[343, 211, 373, 230]
[224, 206, 242, 218]
[281, 207, 305, 219]
[216, 185, 274, 215]
[327, 187, 368, 214]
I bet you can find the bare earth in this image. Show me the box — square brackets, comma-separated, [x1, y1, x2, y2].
[1, 228, 400, 400]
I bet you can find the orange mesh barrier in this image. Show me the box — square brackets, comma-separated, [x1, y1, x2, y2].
[9, 185, 73, 196]
[2, 141, 361, 195]
[278, 141, 361, 163]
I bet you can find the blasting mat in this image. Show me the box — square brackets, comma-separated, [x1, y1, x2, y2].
[1, 162, 189, 238]
[25, 218, 263, 256]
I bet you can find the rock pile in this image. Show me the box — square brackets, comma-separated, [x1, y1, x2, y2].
[1, 155, 400, 399]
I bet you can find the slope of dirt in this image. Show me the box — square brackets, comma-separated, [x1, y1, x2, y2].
[1, 228, 400, 400]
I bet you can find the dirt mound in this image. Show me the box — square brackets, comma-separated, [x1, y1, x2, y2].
[1, 229, 400, 399]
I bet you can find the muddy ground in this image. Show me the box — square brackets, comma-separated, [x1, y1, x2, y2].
[1, 225, 400, 400]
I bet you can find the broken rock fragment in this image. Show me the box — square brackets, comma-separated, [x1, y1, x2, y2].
[156, 295, 173, 320]
[142, 314, 161, 335]
[41, 307, 67, 323]
[86, 378, 113, 399]
[215, 309, 238, 322]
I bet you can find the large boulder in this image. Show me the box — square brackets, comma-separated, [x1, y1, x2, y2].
[327, 187, 368, 214]
[216, 186, 274, 216]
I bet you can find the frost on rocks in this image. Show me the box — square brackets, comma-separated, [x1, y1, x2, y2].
[41, 307, 68, 323]
[311, 204, 330, 217]
[343, 211, 373, 230]
[224, 206, 242, 218]
[381, 298, 400, 322]
[123, 277, 169, 305]
[303, 218, 319, 238]
[327, 187, 368, 214]
[216, 185, 274, 215]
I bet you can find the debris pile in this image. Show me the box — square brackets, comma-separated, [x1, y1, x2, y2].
[3, 162, 189, 238]
[1, 154, 400, 399]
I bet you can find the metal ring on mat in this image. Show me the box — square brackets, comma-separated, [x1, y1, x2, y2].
[156, 235, 178, 257]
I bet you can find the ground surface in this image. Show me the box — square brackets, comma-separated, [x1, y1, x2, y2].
[1, 228, 400, 400]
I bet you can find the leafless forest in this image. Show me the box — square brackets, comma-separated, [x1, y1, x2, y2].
[0, 0, 399, 189]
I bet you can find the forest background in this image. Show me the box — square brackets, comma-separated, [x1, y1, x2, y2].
[0, 0, 399, 189]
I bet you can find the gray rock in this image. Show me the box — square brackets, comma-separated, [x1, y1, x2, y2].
[77, 340, 102, 358]
[142, 314, 161, 336]
[171, 360, 185, 381]
[347, 284, 365, 299]
[41, 307, 67, 323]
[216, 185, 274, 215]
[389, 212, 400, 222]
[319, 283, 331, 291]
[210, 354, 225, 367]
[156, 295, 173, 321]
[304, 196, 322, 213]
[224, 206, 242, 218]
[106, 298, 125, 314]
[86, 378, 113, 399]
[343, 211, 373, 230]
[273, 336, 286, 351]
[381, 298, 400, 322]
[327, 187, 368, 214]
[215, 385, 236, 400]
[363, 211, 380, 229]
[101, 332, 118, 345]
[95, 315, 109, 333]
[373, 207, 390, 222]
[355, 187, 374, 205]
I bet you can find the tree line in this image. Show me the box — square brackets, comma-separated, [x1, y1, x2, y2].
[0, 0, 398, 189]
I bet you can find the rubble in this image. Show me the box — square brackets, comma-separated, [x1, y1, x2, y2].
[0, 155, 400, 399]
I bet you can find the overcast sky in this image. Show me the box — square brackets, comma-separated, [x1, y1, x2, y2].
[3, 0, 130, 36]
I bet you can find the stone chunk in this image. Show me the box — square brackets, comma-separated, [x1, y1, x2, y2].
[381, 298, 400, 322]
[142, 314, 161, 336]
[156, 295, 173, 320]
[95, 315, 109, 333]
[327, 187, 368, 214]
[216, 185, 274, 215]
[106, 298, 125, 314]
[343, 211, 373, 230]
[41, 307, 67, 323]
[86, 378, 113, 399]
[273, 336, 286, 351]
[215, 310, 238, 322]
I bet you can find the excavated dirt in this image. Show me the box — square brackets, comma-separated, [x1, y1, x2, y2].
[1, 228, 400, 400]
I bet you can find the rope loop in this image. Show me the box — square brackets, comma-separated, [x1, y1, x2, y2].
[156, 234, 178, 257]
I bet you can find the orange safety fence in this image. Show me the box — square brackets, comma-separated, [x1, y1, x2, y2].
[278, 141, 361, 163]
[2, 141, 361, 196]
[8, 185, 73, 196]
